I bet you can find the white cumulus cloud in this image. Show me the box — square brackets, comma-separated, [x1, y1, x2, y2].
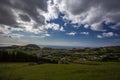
[80, 32, 89, 35]
[97, 32, 118, 38]
[66, 32, 76, 36]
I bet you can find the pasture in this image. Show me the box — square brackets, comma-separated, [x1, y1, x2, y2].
[0, 62, 120, 80]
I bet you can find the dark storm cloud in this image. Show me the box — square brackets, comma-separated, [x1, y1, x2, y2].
[101, 0, 120, 12]
[0, 4, 16, 25]
[69, 0, 120, 23]
[0, 0, 48, 26]
[66, 0, 120, 16]
[11, 0, 48, 25]
[19, 14, 31, 22]
[66, 0, 96, 15]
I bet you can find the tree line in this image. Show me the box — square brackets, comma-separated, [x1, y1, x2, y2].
[0, 50, 58, 63]
[0, 50, 38, 62]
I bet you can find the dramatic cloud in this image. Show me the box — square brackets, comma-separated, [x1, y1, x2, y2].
[0, 0, 49, 36]
[0, 0, 120, 46]
[0, 0, 47, 25]
[0, 0, 66, 38]
[0, 0, 120, 35]
[53, 0, 120, 31]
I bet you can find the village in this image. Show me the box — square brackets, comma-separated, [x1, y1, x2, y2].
[35, 46, 120, 64]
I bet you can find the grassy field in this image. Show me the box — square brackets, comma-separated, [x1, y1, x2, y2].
[0, 62, 120, 80]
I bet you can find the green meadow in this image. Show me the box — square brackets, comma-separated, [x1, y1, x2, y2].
[0, 62, 120, 80]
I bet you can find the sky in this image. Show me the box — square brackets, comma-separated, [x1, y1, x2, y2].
[0, 0, 120, 47]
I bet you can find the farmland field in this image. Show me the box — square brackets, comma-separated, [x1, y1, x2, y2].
[0, 62, 120, 80]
